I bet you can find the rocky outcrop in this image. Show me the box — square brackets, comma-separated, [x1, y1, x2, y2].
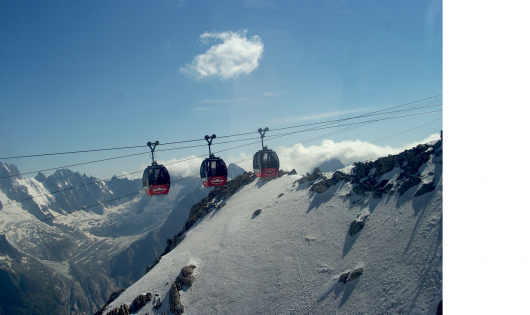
[94, 291, 151, 315]
[131, 292, 152, 312]
[339, 268, 364, 283]
[414, 181, 436, 197]
[169, 281, 184, 314]
[310, 171, 350, 193]
[153, 294, 162, 310]
[349, 141, 440, 198]
[349, 215, 367, 237]
[177, 264, 196, 288]
[168, 265, 196, 314]
[397, 176, 422, 196]
[183, 172, 256, 232]
[372, 179, 394, 199]
[297, 167, 323, 185]
[104, 304, 131, 315]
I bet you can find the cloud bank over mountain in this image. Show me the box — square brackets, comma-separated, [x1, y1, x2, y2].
[125, 134, 440, 180]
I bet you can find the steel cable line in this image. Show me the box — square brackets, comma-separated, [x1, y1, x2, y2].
[278, 118, 442, 158]
[0, 95, 441, 160]
[281, 110, 442, 145]
[269, 98, 442, 145]
[268, 95, 442, 132]
[2, 112, 441, 225]
[231, 117, 442, 167]
[0, 102, 441, 180]
[2, 108, 441, 205]
[231, 106, 443, 164]
[2, 137, 271, 206]
[0, 136, 265, 180]
[0, 117, 442, 234]
[2, 109, 441, 204]
[265, 110, 442, 145]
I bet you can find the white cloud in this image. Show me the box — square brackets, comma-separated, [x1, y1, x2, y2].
[181, 30, 264, 80]
[273, 134, 441, 175]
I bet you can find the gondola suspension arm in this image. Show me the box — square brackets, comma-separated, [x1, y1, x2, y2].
[258, 127, 269, 150]
[147, 141, 159, 165]
[205, 135, 216, 158]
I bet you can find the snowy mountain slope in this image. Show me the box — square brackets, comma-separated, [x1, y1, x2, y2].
[103, 141, 443, 315]
[0, 165, 201, 314]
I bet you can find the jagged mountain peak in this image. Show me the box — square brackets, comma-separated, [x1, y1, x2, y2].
[227, 163, 246, 180]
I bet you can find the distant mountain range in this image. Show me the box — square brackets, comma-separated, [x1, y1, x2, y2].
[0, 163, 204, 314]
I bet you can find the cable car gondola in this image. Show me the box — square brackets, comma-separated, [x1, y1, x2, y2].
[142, 141, 170, 196]
[253, 127, 280, 178]
[200, 134, 228, 187]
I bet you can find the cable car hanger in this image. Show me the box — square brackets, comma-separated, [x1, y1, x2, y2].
[205, 134, 216, 158]
[148, 141, 160, 165]
[258, 127, 269, 150]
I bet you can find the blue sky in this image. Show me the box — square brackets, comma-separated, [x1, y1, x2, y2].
[0, 0, 443, 179]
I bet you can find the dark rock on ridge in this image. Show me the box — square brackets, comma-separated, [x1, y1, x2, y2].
[349, 216, 366, 237]
[297, 167, 323, 185]
[177, 264, 196, 288]
[99, 304, 131, 315]
[397, 176, 422, 196]
[131, 292, 152, 312]
[168, 265, 195, 314]
[310, 171, 350, 193]
[349, 141, 440, 198]
[414, 181, 436, 197]
[183, 171, 256, 232]
[169, 281, 184, 314]
[339, 268, 364, 284]
[35, 171, 46, 183]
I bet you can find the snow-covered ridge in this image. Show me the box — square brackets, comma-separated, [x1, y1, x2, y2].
[102, 140, 443, 315]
